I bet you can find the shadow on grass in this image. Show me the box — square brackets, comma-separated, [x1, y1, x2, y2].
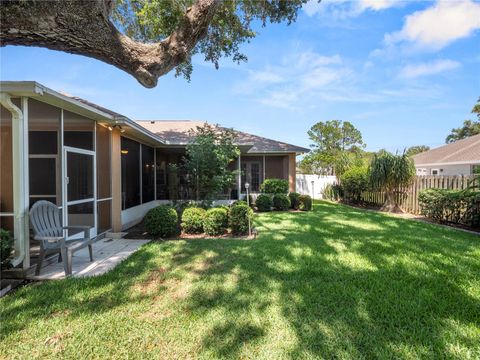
[1, 201, 479, 358]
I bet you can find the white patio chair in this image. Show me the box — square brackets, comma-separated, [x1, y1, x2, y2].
[29, 200, 94, 276]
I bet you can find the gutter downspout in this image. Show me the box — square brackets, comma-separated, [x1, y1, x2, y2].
[0, 93, 26, 267]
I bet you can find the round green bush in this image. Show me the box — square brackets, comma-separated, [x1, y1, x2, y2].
[340, 166, 368, 203]
[273, 194, 291, 211]
[0, 228, 13, 267]
[144, 205, 178, 238]
[298, 195, 313, 211]
[255, 194, 272, 212]
[181, 207, 206, 234]
[229, 203, 254, 235]
[260, 178, 289, 194]
[288, 192, 301, 209]
[204, 208, 228, 236]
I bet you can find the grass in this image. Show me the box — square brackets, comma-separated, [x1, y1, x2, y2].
[1, 201, 479, 359]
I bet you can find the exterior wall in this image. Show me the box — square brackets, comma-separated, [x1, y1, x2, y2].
[265, 155, 287, 179]
[416, 164, 473, 176]
[288, 153, 296, 192]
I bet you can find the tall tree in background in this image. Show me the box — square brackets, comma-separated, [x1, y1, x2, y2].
[301, 120, 365, 176]
[184, 123, 239, 200]
[0, 0, 307, 88]
[368, 151, 415, 213]
[406, 145, 430, 157]
[445, 97, 480, 143]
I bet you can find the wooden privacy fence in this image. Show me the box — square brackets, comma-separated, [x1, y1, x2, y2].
[361, 175, 479, 215]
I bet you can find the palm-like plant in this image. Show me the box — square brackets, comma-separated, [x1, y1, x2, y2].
[369, 151, 416, 213]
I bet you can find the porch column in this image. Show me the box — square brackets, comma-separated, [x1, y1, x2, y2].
[111, 128, 122, 232]
[263, 155, 266, 183]
[0, 94, 28, 268]
[237, 155, 241, 200]
[288, 153, 296, 193]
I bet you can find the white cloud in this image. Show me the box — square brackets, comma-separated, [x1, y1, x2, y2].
[303, 0, 404, 18]
[399, 59, 461, 78]
[385, 0, 480, 50]
[235, 51, 350, 109]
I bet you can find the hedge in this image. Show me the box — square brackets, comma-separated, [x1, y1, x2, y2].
[273, 194, 291, 211]
[145, 205, 178, 238]
[204, 208, 229, 236]
[1, 228, 13, 267]
[260, 178, 289, 194]
[298, 195, 313, 211]
[419, 189, 480, 228]
[256, 194, 273, 212]
[229, 203, 253, 235]
[181, 207, 206, 234]
[288, 192, 301, 210]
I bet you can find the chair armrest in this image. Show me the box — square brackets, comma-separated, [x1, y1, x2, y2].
[62, 226, 92, 240]
[62, 226, 92, 230]
[34, 235, 64, 241]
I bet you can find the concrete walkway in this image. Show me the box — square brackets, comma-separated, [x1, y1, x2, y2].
[28, 238, 150, 280]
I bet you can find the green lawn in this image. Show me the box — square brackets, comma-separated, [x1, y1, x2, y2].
[1, 201, 479, 359]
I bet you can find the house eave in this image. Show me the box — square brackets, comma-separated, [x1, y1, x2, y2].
[415, 160, 480, 167]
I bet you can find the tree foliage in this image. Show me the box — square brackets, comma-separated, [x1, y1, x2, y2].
[1, 0, 308, 87]
[445, 97, 480, 143]
[184, 123, 240, 200]
[405, 145, 430, 157]
[368, 151, 415, 213]
[300, 120, 366, 176]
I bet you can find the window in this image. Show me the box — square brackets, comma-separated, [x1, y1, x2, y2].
[142, 145, 155, 203]
[63, 110, 94, 151]
[431, 169, 439, 175]
[473, 165, 480, 175]
[121, 137, 140, 209]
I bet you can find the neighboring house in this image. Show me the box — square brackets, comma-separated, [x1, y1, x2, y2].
[412, 133, 480, 176]
[0, 81, 307, 273]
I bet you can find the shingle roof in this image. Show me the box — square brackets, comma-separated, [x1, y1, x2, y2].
[413, 133, 480, 165]
[136, 120, 309, 154]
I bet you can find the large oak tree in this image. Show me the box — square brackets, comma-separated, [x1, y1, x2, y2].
[0, 0, 307, 88]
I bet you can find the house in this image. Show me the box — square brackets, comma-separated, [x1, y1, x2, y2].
[412, 134, 480, 176]
[0, 81, 308, 272]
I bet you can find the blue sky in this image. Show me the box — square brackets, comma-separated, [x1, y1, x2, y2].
[1, 0, 479, 153]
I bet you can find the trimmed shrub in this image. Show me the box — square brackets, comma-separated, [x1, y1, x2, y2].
[204, 208, 229, 236]
[260, 178, 289, 194]
[340, 166, 368, 203]
[1, 228, 13, 267]
[419, 189, 480, 228]
[181, 207, 206, 234]
[255, 194, 273, 212]
[242, 194, 254, 207]
[273, 194, 291, 211]
[298, 195, 313, 211]
[144, 205, 178, 238]
[289, 192, 301, 209]
[229, 203, 254, 235]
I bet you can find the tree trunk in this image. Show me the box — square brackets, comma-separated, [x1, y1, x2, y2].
[380, 191, 403, 213]
[0, 0, 220, 88]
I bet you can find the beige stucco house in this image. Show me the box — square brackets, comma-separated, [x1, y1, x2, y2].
[412, 134, 480, 176]
[0, 81, 307, 273]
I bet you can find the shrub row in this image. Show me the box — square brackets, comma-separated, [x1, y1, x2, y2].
[145, 202, 254, 238]
[419, 189, 480, 228]
[255, 193, 312, 212]
[260, 178, 289, 194]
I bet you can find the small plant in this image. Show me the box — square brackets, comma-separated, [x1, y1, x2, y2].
[288, 192, 301, 209]
[273, 194, 291, 211]
[204, 208, 229, 236]
[260, 178, 289, 194]
[255, 194, 273, 212]
[229, 203, 254, 235]
[1, 228, 13, 268]
[181, 207, 206, 234]
[298, 195, 313, 211]
[144, 205, 178, 238]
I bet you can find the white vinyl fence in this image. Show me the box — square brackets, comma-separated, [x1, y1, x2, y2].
[296, 174, 337, 199]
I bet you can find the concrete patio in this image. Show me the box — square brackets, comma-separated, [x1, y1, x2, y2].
[27, 238, 150, 280]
